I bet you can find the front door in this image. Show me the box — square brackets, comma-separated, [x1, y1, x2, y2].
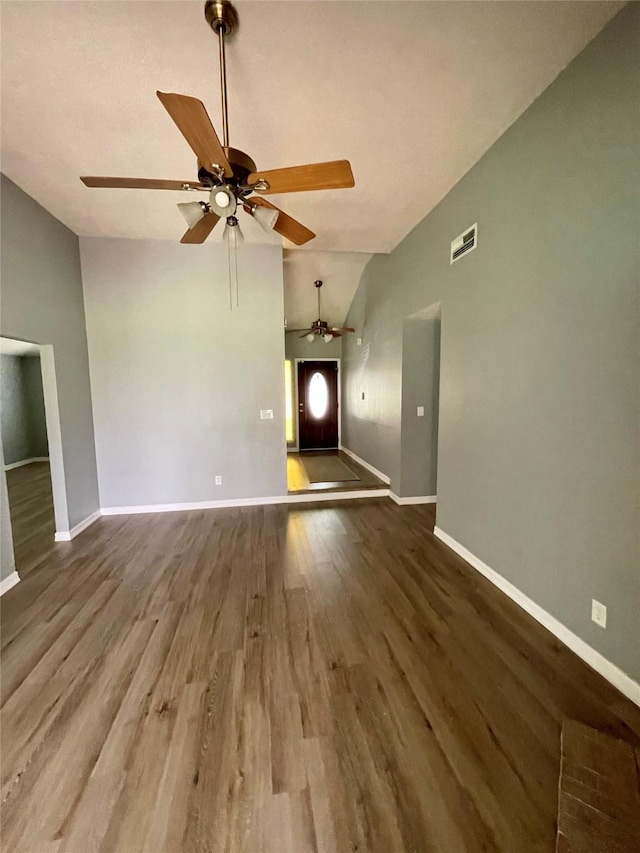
[297, 360, 339, 450]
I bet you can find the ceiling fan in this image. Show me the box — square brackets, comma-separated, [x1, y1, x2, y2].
[80, 0, 355, 247]
[286, 280, 355, 343]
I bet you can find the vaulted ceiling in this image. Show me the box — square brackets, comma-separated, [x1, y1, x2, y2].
[1, 1, 621, 258]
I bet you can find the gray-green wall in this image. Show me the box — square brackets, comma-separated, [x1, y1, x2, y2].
[0, 175, 99, 528]
[0, 354, 48, 464]
[400, 315, 440, 498]
[80, 238, 287, 508]
[1, 355, 31, 465]
[342, 5, 640, 681]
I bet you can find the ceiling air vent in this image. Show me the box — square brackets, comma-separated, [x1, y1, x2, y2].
[450, 223, 477, 265]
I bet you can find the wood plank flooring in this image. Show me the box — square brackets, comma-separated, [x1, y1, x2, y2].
[5, 461, 55, 575]
[2, 497, 639, 852]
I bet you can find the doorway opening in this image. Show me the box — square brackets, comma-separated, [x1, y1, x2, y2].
[285, 357, 386, 494]
[1, 337, 67, 577]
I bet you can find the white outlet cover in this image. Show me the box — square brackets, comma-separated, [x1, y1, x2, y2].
[591, 599, 607, 628]
[215, 475, 222, 485]
[417, 406, 425, 417]
[356, 337, 362, 346]
[260, 409, 274, 420]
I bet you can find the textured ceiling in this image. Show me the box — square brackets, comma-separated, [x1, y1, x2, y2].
[0, 1, 622, 255]
[283, 250, 372, 330]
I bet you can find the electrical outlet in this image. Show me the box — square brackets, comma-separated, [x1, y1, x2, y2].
[260, 409, 273, 420]
[356, 337, 362, 346]
[215, 475, 222, 486]
[591, 599, 607, 628]
[417, 406, 425, 417]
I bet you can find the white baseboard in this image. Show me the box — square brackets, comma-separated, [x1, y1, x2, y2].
[55, 509, 102, 542]
[4, 456, 49, 471]
[433, 526, 640, 708]
[101, 489, 390, 516]
[389, 492, 437, 505]
[287, 489, 389, 504]
[340, 446, 391, 485]
[0, 571, 20, 596]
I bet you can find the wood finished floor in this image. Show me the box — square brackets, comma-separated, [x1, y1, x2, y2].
[2, 490, 640, 851]
[287, 450, 386, 494]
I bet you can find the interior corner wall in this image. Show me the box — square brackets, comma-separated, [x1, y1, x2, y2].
[0, 355, 49, 465]
[80, 238, 288, 508]
[341, 4, 640, 682]
[0, 175, 100, 528]
[22, 356, 48, 457]
[0, 355, 32, 465]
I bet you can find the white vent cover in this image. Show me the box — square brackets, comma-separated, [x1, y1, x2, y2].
[450, 223, 477, 264]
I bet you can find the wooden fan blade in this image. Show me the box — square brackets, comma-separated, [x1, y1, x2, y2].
[246, 197, 315, 246]
[286, 328, 313, 334]
[157, 92, 232, 177]
[331, 327, 356, 333]
[299, 332, 315, 339]
[180, 212, 220, 244]
[81, 176, 207, 191]
[248, 160, 354, 194]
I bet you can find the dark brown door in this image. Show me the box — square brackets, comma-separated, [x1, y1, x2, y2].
[298, 360, 339, 450]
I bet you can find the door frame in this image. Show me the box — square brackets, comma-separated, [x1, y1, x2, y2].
[0, 337, 70, 553]
[292, 358, 341, 452]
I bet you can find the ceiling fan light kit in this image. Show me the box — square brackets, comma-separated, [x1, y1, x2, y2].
[178, 200, 208, 229]
[251, 204, 279, 233]
[79, 0, 355, 249]
[287, 280, 356, 344]
[223, 215, 243, 245]
[209, 184, 237, 217]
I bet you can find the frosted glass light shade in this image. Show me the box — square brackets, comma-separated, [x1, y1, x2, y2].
[253, 205, 279, 233]
[209, 185, 237, 217]
[223, 218, 244, 245]
[323, 334, 333, 343]
[306, 333, 315, 343]
[177, 201, 206, 230]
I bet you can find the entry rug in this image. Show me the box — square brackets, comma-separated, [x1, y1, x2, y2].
[301, 454, 361, 484]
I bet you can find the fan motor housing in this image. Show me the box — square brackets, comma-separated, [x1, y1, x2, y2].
[198, 148, 257, 187]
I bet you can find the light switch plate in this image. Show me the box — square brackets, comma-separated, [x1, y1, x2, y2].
[417, 406, 425, 417]
[260, 409, 274, 420]
[591, 599, 607, 628]
[357, 337, 362, 346]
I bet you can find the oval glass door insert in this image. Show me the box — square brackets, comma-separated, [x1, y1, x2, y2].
[308, 371, 329, 419]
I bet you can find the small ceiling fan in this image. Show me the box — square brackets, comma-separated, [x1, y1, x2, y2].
[80, 0, 355, 247]
[286, 280, 355, 343]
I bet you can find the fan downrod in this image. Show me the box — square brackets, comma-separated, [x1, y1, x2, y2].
[204, 0, 239, 37]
